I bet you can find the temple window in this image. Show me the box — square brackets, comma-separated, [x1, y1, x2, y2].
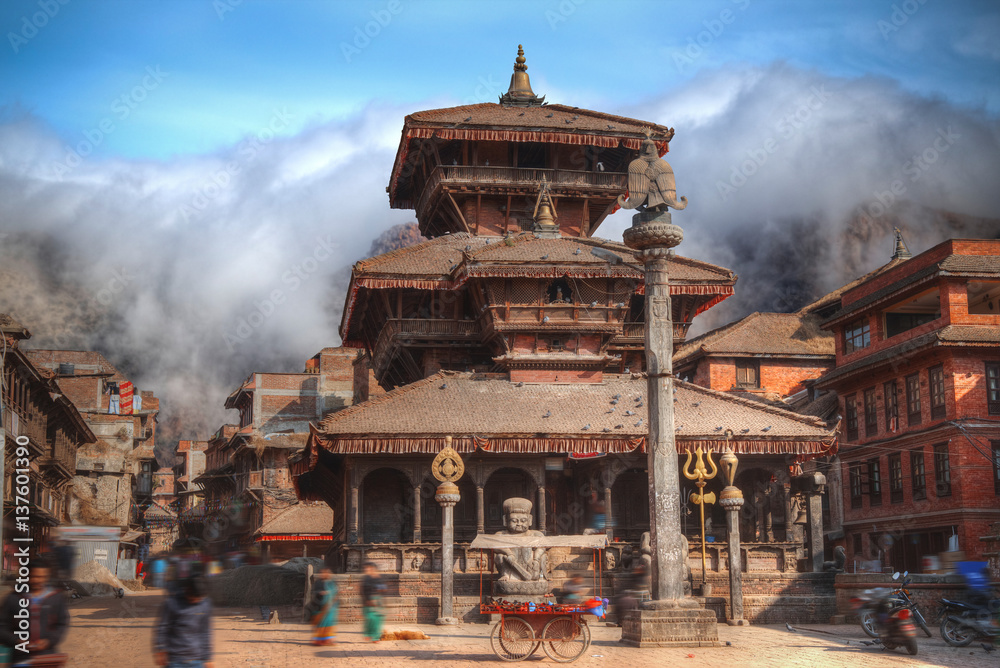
[843, 318, 870, 354]
[735, 359, 759, 389]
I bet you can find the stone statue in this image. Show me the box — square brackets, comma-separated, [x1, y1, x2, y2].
[822, 545, 847, 573]
[617, 133, 688, 213]
[493, 498, 549, 597]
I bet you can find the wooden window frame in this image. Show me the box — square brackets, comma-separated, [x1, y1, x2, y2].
[845, 395, 859, 441]
[868, 457, 882, 506]
[987, 362, 1000, 416]
[844, 318, 871, 354]
[889, 453, 903, 503]
[905, 373, 921, 426]
[735, 358, 760, 389]
[910, 448, 926, 500]
[884, 379, 898, 431]
[864, 387, 878, 437]
[933, 442, 951, 497]
[849, 462, 863, 509]
[929, 364, 946, 420]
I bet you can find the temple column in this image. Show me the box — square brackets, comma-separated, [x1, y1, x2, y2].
[783, 484, 795, 542]
[476, 485, 485, 534]
[604, 486, 613, 541]
[537, 486, 546, 535]
[348, 484, 359, 543]
[435, 481, 460, 625]
[413, 485, 422, 543]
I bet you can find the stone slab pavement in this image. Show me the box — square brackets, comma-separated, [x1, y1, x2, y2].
[58, 591, 995, 667]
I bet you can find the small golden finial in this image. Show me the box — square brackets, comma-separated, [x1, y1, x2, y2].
[515, 44, 527, 71]
[500, 44, 545, 107]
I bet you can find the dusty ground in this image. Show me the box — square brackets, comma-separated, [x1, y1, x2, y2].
[59, 590, 994, 667]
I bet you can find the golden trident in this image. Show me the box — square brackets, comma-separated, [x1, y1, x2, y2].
[683, 446, 718, 586]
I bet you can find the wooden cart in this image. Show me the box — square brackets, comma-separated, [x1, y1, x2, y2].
[470, 534, 610, 663]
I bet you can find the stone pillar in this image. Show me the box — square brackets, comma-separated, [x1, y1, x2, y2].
[537, 486, 546, 536]
[413, 485, 422, 543]
[348, 485, 359, 543]
[719, 448, 746, 626]
[783, 485, 795, 542]
[476, 485, 485, 534]
[604, 486, 614, 541]
[435, 482, 460, 625]
[621, 200, 718, 646]
[808, 488, 825, 573]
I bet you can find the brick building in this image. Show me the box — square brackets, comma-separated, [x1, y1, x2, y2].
[674, 312, 835, 398]
[292, 47, 839, 603]
[815, 238, 1000, 572]
[1, 315, 96, 572]
[193, 348, 358, 558]
[173, 439, 208, 513]
[24, 349, 160, 531]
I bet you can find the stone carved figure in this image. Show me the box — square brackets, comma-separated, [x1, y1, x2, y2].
[822, 545, 847, 573]
[493, 498, 549, 596]
[616, 133, 688, 212]
[640, 530, 692, 596]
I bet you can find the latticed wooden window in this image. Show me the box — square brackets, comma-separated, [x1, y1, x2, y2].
[889, 453, 903, 503]
[987, 362, 1000, 415]
[884, 380, 898, 431]
[868, 458, 882, 506]
[906, 373, 921, 426]
[510, 279, 540, 304]
[845, 395, 859, 441]
[844, 318, 870, 354]
[864, 387, 878, 437]
[910, 449, 926, 500]
[934, 443, 951, 497]
[849, 462, 863, 508]
[929, 364, 946, 420]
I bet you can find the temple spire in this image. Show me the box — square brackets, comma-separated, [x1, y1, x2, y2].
[532, 177, 560, 238]
[499, 44, 545, 107]
[891, 227, 912, 260]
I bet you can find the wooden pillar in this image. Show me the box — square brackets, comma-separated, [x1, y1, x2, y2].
[413, 485, 422, 543]
[537, 486, 546, 536]
[604, 486, 613, 541]
[476, 486, 485, 534]
[348, 485, 359, 543]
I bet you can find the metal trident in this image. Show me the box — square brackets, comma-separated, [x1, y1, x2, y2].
[683, 446, 718, 586]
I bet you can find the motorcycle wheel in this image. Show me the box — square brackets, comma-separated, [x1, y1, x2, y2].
[940, 617, 975, 647]
[903, 635, 918, 655]
[859, 610, 879, 638]
[913, 608, 932, 638]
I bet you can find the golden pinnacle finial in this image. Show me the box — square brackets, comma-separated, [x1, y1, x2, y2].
[515, 44, 527, 71]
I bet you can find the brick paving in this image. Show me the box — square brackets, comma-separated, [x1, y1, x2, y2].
[60, 591, 994, 667]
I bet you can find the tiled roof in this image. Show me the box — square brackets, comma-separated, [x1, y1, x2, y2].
[939, 254, 1000, 273]
[799, 258, 907, 316]
[314, 371, 832, 453]
[817, 325, 1000, 386]
[407, 103, 673, 138]
[255, 503, 333, 536]
[0, 313, 30, 338]
[352, 232, 735, 284]
[674, 312, 834, 363]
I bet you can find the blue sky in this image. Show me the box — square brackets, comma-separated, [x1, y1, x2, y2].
[2, 0, 998, 160]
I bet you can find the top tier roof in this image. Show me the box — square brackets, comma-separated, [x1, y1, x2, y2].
[388, 45, 675, 209]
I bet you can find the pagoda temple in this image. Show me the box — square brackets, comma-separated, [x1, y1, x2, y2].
[292, 47, 837, 618]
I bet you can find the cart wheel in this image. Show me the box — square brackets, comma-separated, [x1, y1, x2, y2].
[490, 617, 536, 662]
[541, 616, 588, 663]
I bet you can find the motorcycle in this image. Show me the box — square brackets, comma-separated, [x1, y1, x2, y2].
[937, 596, 1000, 647]
[859, 572, 932, 639]
[852, 586, 919, 655]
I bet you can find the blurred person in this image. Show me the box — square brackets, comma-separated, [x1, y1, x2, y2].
[561, 574, 585, 605]
[0, 556, 69, 666]
[360, 561, 386, 643]
[307, 567, 339, 646]
[152, 556, 168, 588]
[153, 576, 213, 668]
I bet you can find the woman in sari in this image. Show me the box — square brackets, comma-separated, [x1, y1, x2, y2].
[360, 561, 386, 643]
[310, 567, 339, 646]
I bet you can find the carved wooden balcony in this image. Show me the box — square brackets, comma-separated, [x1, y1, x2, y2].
[371, 318, 482, 378]
[608, 322, 692, 347]
[415, 165, 627, 219]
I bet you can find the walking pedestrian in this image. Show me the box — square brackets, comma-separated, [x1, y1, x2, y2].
[360, 561, 386, 643]
[153, 576, 213, 668]
[0, 556, 69, 666]
[307, 567, 339, 646]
